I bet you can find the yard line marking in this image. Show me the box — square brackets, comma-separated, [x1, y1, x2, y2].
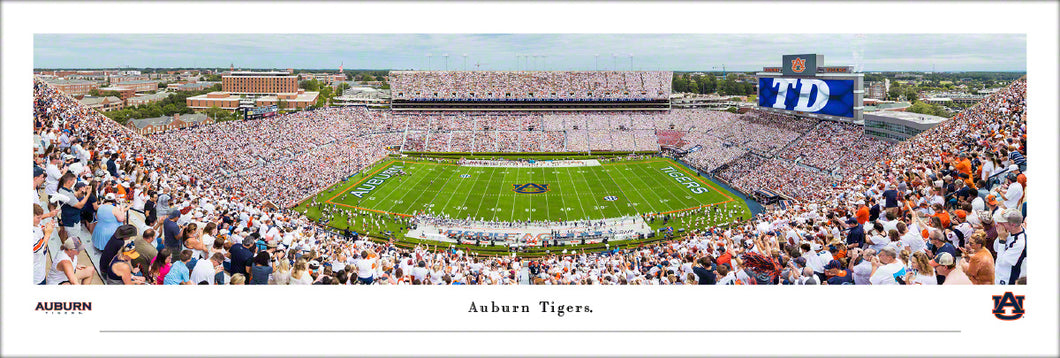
[601, 160, 660, 214]
[584, 162, 624, 217]
[473, 166, 500, 221]
[572, 166, 607, 219]
[374, 160, 439, 214]
[399, 161, 459, 215]
[558, 166, 590, 220]
[439, 165, 475, 215]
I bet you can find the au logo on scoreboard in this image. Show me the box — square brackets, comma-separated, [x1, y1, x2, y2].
[513, 183, 550, 194]
[790, 57, 806, 73]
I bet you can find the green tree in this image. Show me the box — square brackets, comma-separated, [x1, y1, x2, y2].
[904, 87, 920, 103]
[687, 80, 700, 94]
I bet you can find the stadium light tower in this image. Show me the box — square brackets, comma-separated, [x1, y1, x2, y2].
[463, 53, 468, 71]
[611, 53, 617, 71]
[443, 53, 449, 71]
[426, 53, 432, 71]
[629, 53, 633, 71]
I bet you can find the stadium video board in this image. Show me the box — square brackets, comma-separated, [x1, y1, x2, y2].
[245, 105, 278, 120]
[757, 77, 855, 118]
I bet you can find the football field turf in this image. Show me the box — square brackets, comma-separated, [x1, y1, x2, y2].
[307, 157, 749, 223]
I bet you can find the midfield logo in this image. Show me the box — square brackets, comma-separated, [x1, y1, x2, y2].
[791, 57, 806, 73]
[513, 183, 550, 194]
[991, 292, 1026, 321]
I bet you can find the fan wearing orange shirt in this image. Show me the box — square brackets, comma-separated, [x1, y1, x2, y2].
[932, 204, 951, 229]
[952, 153, 972, 177]
[855, 200, 870, 225]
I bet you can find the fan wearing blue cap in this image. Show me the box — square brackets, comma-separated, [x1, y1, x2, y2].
[844, 217, 865, 249]
[824, 259, 854, 285]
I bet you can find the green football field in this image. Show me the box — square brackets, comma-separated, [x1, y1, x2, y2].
[300, 157, 749, 223]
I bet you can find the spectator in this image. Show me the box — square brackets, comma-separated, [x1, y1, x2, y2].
[100, 224, 138, 285]
[164, 250, 194, 285]
[930, 252, 971, 285]
[191, 253, 225, 285]
[92, 193, 127, 252]
[249, 252, 273, 285]
[869, 247, 906, 285]
[33, 204, 57, 285]
[148, 248, 172, 285]
[162, 211, 182, 261]
[47, 239, 95, 285]
[228, 236, 256, 277]
[55, 174, 89, 244]
[903, 251, 937, 285]
[290, 259, 313, 285]
[960, 231, 995, 285]
[993, 209, 1026, 285]
[132, 228, 159, 269]
[823, 259, 853, 285]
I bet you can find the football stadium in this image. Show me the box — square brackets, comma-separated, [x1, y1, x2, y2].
[33, 54, 1028, 286]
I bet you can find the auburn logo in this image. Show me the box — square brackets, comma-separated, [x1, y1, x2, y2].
[991, 291, 1026, 321]
[512, 183, 550, 194]
[791, 58, 806, 73]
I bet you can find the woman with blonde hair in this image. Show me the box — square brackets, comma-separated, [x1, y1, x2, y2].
[289, 258, 313, 285]
[230, 273, 246, 285]
[271, 257, 292, 285]
[904, 251, 937, 285]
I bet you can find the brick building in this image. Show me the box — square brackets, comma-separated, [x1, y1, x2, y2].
[255, 89, 320, 110]
[186, 91, 242, 111]
[174, 82, 218, 92]
[127, 92, 170, 107]
[97, 86, 137, 100]
[127, 113, 213, 135]
[78, 96, 124, 112]
[222, 71, 298, 95]
[44, 79, 100, 96]
[113, 80, 159, 93]
[110, 75, 150, 84]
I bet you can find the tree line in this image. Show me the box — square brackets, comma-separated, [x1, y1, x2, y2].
[102, 84, 224, 124]
[671, 74, 755, 96]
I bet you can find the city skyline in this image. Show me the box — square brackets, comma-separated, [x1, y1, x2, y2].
[35, 34, 1026, 72]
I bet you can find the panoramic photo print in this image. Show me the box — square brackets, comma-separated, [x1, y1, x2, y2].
[32, 33, 1027, 286]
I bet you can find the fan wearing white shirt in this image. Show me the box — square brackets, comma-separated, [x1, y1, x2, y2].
[191, 253, 224, 285]
[869, 247, 907, 285]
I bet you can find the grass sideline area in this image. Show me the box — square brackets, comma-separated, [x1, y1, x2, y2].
[293, 154, 752, 256]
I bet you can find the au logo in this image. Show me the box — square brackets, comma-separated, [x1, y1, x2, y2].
[513, 183, 550, 194]
[791, 57, 806, 73]
[991, 292, 1026, 321]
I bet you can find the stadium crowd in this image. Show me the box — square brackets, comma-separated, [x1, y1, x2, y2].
[32, 72, 1027, 285]
[390, 71, 672, 101]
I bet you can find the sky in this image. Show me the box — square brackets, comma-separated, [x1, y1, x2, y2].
[34, 34, 1026, 72]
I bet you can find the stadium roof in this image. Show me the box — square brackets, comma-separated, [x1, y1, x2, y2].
[78, 96, 120, 106]
[128, 113, 209, 129]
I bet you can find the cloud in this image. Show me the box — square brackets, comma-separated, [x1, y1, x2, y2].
[34, 34, 1026, 71]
